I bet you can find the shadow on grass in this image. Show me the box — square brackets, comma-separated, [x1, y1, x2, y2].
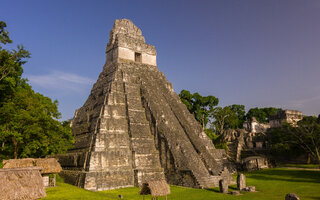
[205, 185, 238, 193]
[246, 169, 320, 184]
[205, 188, 220, 193]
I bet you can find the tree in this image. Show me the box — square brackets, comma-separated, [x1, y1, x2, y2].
[0, 21, 12, 44]
[179, 90, 219, 129]
[289, 117, 320, 167]
[0, 82, 74, 158]
[246, 107, 282, 123]
[0, 21, 30, 103]
[209, 104, 245, 135]
[0, 21, 73, 159]
[225, 104, 246, 129]
[210, 106, 234, 135]
[267, 116, 320, 167]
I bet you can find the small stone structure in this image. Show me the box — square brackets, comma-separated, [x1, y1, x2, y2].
[56, 19, 235, 191]
[224, 109, 304, 171]
[0, 167, 46, 200]
[139, 180, 170, 199]
[285, 193, 300, 200]
[3, 158, 62, 187]
[219, 179, 228, 193]
[224, 128, 270, 169]
[242, 156, 268, 171]
[243, 117, 270, 133]
[237, 174, 246, 190]
[270, 110, 303, 128]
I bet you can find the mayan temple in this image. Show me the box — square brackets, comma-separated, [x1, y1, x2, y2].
[57, 19, 235, 191]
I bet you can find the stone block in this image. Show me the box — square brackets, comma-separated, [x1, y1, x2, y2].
[100, 118, 128, 131]
[72, 123, 90, 135]
[219, 179, 228, 194]
[103, 105, 126, 118]
[74, 134, 91, 149]
[126, 97, 143, 110]
[242, 186, 256, 192]
[230, 191, 241, 195]
[237, 174, 246, 190]
[107, 92, 125, 105]
[128, 110, 147, 123]
[285, 193, 300, 200]
[84, 170, 134, 191]
[130, 124, 151, 138]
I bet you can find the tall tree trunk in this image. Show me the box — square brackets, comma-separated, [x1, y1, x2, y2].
[12, 137, 18, 159]
[202, 115, 205, 130]
[220, 123, 224, 135]
[307, 153, 311, 164]
[317, 152, 320, 169]
[315, 147, 320, 169]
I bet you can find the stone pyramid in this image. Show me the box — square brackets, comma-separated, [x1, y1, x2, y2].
[57, 19, 235, 191]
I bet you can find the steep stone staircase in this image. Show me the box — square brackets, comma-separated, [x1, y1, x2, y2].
[194, 166, 236, 188]
[123, 73, 165, 185]
[227, 142, 238, 161]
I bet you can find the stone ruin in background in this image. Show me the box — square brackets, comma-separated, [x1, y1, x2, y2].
[56, 19, 235, 191]
[269, 110, 303, 128]
[224, 109, 303, 171]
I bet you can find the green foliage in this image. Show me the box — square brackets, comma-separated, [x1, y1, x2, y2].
[0, 80, 74, 158]
[267, 116, 320, 166]
[0, 21, 30, 103]
[267, 127, 298, 158]
[204, 129, 227, 150]
[210, 106, 233, 135]
[179, 89, 245, 137]
[56, 174, 65, 183]
[43, 168, 320, 200]
[246, 107, 282, 123]
[0, 21, 12, 44]
[179, 90, 219, 128]
[0, 21, 74, 159]
[226, 104, 246, 129]
[292, 116, 320, 165]
[209, 104, 245, 135]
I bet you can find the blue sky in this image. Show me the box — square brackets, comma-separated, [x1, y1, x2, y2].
[1, 0, 320, 120]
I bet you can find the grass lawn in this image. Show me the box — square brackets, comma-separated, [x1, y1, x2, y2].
[43, 168, 320, 200]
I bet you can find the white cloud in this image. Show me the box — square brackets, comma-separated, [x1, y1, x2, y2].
[26, 71, 95, 93]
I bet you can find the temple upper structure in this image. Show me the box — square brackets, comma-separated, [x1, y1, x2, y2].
[106, 19, 157, 66]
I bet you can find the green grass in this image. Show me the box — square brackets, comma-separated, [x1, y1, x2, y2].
[43, 168, 320, 200]
[279, 163, 319, 169]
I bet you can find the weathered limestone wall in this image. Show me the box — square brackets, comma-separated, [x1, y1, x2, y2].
[142, 52, 157, 65]
[115, 47, 157, 66]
